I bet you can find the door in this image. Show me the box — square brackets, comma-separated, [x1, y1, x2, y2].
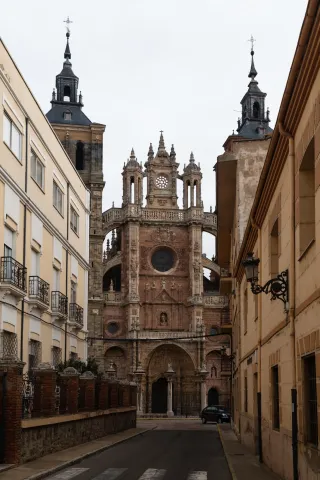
[53, 268, 60, 292]
[208, 387, 219, 406]
[3, 227, 13, 281]
[152, 378, 167, 413]
[31, 250, 40, 295]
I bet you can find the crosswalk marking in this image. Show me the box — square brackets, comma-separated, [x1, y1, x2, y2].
[187, 472, 207, 480]
[138, 469, 166, 479]
[48, 468, 89, 479]
[48, 467, 208, 479]
[92, 468, 128, 479]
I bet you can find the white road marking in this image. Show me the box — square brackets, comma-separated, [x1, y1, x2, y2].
[138, 469, 166, 479]
[92, 468, 128, 479]
[49, 468, 89, 479]
[187, 472, 207, 480]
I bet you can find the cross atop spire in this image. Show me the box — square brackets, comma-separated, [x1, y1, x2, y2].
[64, 16, 73, 35]
[157, 130, 169, 157]
[248, 35, 256, 52]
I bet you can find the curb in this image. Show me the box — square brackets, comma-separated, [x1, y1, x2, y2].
[25, 427, 156, 480]
[218, 425, 237, 480]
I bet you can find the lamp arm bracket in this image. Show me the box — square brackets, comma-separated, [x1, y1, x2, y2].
[251, 270, 289, 305]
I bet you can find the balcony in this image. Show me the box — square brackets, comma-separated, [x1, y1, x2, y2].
[0, 256, 27, 300]
[69, 303, 84, 329]
[51, 291, 68, 323]
[29, 276, 50, 311]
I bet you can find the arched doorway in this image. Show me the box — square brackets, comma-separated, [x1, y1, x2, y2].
[104, 346, 126, 379]
[208, 387, 219, 406]
[147, 344, 196, 415]
[152, 377, 167, 413]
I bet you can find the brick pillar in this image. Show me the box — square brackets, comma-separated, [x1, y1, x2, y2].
[108, 380, 119, 408]
[58, 367, 80, 414]
[130, 382, 137, 407]
[96, 376, 108, 410]
[79, 371, 96, 411]
[32, 363, 57, 417]
[0, 357, 25, 464]
[120, 381, 131, 407]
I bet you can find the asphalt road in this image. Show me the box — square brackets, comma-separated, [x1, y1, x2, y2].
[46, 422, 232, 480]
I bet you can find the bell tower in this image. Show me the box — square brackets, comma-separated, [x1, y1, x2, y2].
[47, 23, 106, 359]
[145, 132, 179, 209]
[122, 149, 143, 206]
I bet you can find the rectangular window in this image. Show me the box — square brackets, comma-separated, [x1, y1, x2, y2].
[272, 365, 280, 429]
[244, 374, 248, 412]
[53, 267, 60, 291]
[31, 151, 44, 190]
[3, 113, 22, 160]
[70, 351, 78, 361]
[70, 206, 79, 235]
[31, 249, 40, 276]
[270, 218, 279, 277]
[244, 288, 248, 334]
[52, 346, 62, 367]
[28, 340, 42, 373]
[53, 181, 64, 216]
[304, 354, 318, 445]
[299, 138, 315, 255]
[71, 280, 77, 304]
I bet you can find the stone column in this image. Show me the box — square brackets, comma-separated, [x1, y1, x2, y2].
[32, 362, 57, 417]
[198, 363, 208, 412]
[58, 367, 80, 414]
[134, 362, 144, 414]
[0, 357, 25, 464]
[165, 363, 175, 417]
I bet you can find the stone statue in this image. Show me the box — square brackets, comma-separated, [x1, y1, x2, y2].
[160, 312, 168, 325]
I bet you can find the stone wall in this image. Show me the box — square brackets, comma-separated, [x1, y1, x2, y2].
[21, 407, 136, 463]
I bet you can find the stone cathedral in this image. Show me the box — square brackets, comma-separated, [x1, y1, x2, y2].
[47, 30, 231, 415]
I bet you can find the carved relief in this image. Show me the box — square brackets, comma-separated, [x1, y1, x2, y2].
[158, 199, 168, 206]
[140, 246, 151, 271]
[160, 312, 168, 325]
[150, 227, 176, 244]
[176, 248, 187, 271]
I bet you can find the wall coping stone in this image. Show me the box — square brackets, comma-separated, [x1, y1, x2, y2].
[21, 407, 136, 429]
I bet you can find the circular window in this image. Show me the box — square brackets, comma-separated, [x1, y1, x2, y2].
[155, 175, 169, 189]
[151, 248, 175, 272]
[107, 322, 119, 335]
[210, 327, 218, 336]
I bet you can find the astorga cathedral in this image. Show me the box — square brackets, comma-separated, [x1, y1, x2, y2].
[47, 30, 231, 415]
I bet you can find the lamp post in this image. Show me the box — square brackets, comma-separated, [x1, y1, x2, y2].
[242, 252, 289, 312]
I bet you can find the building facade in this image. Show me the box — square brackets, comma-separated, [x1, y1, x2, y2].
[218, 1, 320, 479]
[100, 135, 231, 415]
[0, 38, 90, 369]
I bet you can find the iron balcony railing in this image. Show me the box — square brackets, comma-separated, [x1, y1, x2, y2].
[51, 291, 68, 316]
[69, 303, 84, 327]
[0, 256, 27, 292]
[29, 276, 50, 305]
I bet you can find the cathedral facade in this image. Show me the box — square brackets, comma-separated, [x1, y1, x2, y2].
[47, 30, 231, 415]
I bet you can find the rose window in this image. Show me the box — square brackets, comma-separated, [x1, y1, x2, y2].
[155, 175, 169, 189]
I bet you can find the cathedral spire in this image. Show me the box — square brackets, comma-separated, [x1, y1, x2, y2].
[235, 38, 273, 139]
[157, 131, 169, 157]
[64, 32, 71, 60]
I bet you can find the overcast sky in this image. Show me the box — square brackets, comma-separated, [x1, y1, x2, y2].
[0, 0, 307, 260]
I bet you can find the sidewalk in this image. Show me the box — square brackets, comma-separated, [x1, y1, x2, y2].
[218, 424, 281, 480]
[0, 427, 154, 480]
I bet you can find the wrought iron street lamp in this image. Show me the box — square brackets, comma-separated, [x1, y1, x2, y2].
[242, 252, 289, 310]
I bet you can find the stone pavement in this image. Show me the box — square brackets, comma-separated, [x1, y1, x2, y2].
[218, 424, 281, 480]
[0, 427, 154, 480]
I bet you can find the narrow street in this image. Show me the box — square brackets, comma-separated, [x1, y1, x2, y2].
[46, 420, 231, 480]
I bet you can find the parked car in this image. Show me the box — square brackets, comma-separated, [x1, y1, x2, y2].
[200, 405, 230, 424]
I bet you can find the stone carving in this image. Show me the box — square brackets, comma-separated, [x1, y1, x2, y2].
[160, 312, 168, 325]
[151, 227, 176, 244]
[140, 246, 151, 271]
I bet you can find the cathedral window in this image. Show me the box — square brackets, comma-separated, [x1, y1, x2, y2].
[151, 247, 175, 272]
[76, 141, 84, 170]
[63, 85, 71, 102]
[253, 101, 260, 119]
[107, 322, 119, 335]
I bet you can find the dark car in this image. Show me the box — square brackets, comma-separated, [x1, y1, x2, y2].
[200, 405, 230, 424]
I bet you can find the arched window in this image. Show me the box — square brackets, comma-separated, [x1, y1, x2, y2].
[253, 101, 260, 119]
[63, 85, 71, 102]
[76, 141, 84, 170]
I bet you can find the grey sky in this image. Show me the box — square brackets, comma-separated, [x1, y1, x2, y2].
[0, 0, 307, 260]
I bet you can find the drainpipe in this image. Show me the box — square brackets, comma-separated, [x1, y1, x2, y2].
[20, 117, 29, 361]
[251, 217, 263, 463]
[65, 182, 70, 363]
[279, 124, 297, 480]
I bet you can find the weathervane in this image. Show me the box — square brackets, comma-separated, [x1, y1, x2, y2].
[248, 35, 256, 52]
[64, 16, 73, 34]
